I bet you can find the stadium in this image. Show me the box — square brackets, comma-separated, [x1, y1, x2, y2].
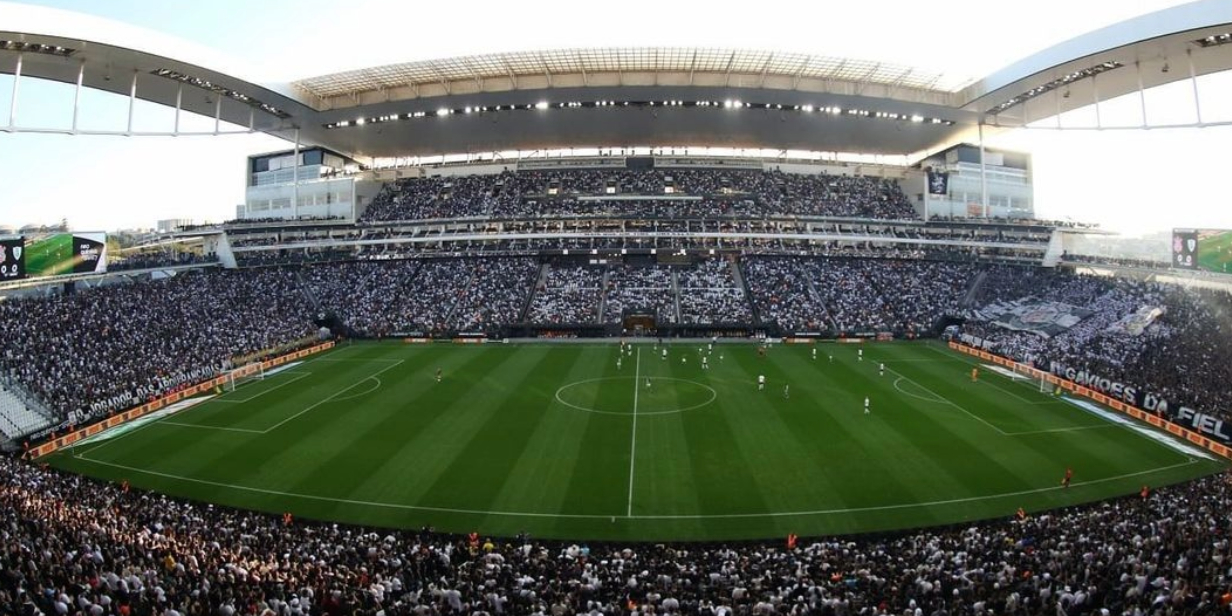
[3, 1, 1232, 613]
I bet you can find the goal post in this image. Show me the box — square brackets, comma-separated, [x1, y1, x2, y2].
[224, 363, 265, 392]
[1010, 362, 1051, 394]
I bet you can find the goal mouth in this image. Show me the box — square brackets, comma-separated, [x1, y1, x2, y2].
[983, 363, 1051, 392]
[224, 363, 265, 392]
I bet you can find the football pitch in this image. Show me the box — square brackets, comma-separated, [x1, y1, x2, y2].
[49, 340, 1226, 541]
[1198, 229, 1232, 274]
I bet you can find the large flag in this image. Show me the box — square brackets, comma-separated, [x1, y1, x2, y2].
[980, 299, 1094, 337]
[927, 170, 949, 195]
[1107, 305, 1164, 336]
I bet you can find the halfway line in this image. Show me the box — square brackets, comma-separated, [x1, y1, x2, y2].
[627, 347, 640, 517]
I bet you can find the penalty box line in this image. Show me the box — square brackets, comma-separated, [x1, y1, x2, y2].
[876, 364, 1011, 436]
[922, 344, 1062, 405]
[883, 365, 1106, 437]
[157, 357, 406, 435]
[66, 346, 383, 452]
[259, 359, 405, 433]
[209, 371, 313, 404]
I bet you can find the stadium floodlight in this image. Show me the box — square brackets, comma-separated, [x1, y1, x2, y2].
[1195, 32, 1232, 47]
[724, 99, 734, 108]
[436, 108, 451, 116]
[464, 107, 473, 114]
[536, 101, 550, 110]
[911, 115, 924, 123]
[355, 118, 365, 126]
[802, 105, 814, 113]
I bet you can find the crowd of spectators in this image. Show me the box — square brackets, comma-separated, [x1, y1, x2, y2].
[8, 255, 1232, 438]
[743, 257, 975, 334]
[301, 261, 425, 338]
[359, 168, 918, 223]
[602, 265, 678, 324]
[448, 259, 538, 332]
[107, 252, 212, 272]
[304, 258, 536, 336]
[0, 270, 313, 428]
[4, 452, 1232, 615]
[677, 260, 753, 324]
[528, 265, 604, 325]
[961, 266, 1232, 424]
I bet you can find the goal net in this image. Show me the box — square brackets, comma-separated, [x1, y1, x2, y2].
[1010, 362, 1051, 394]
[224, 363, 265, 392]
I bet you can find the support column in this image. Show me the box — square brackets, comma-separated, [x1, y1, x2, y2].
[1092, 73, 1102, 129]
[1189, 50, 1203, 125]
[71, 60, 84, 133]
[126, 70, 137, 135]
[213, 95, 222, 135]
[1136, 61, 1148, 128]
[174, 83, 182, 134]
[292, 128, 301, 219]
[9, 53, 22, 128]
[979, 121, 989, 218]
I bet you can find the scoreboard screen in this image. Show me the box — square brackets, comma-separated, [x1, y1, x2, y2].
[1172, 229, 1198, 269]
[0, 238, 24, 280]
[25, 232, 107, 278]
[1173, 229, 1232, 274]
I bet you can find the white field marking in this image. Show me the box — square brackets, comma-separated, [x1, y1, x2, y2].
[71, 404, 188, 458]
[886, 366, 1107, 437]
[1003, 423, 1118, 436]
[893, 377, 949, 404]
[329, 377, 383, 402]
[210, 372, 312, 404]
[554, 377, 717, 416]
[882, 366, 1010, 435]
[627, 348, 640, 517]
[923, 344, 1054, 400]
[895, 345, 1043, 404]
[71, 455, 1200, 521]
[259, 360, 405, 433]
[159, 421, 265, 434]
[64, 347, 368, 450]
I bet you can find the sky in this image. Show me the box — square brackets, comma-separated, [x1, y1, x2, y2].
[0, 0, 1229, 234]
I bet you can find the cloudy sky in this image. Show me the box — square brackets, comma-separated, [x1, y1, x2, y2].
[0, 0, 1229, 234]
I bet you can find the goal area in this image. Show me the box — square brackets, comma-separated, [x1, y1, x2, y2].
[1008, 361, 1052, 394]
[224, 363, 265, 392]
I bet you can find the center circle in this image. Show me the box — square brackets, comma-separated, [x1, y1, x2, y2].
[554, 377, 717, 416]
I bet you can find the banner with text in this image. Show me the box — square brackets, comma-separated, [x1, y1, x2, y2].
[950, 340, 1231, 458]
[956, 332, 1231, 447]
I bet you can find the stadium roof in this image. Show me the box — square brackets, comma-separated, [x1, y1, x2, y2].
[2, 0, 1232, 159]
[293, 48, 974, 108]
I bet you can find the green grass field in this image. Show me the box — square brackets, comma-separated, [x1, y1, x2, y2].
[1198, 229, 1232, 274]
[48, 340, 1225, 541]
[24, 233, 76, 278]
